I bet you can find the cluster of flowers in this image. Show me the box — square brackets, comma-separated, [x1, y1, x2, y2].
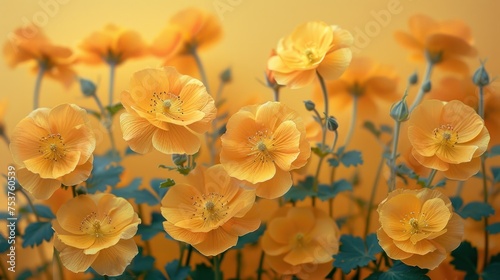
[2, 7, 496, 279]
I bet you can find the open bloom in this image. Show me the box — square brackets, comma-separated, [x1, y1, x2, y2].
[79, 24, 146, 65]
[3, 24, 76, 86]
[268, 21, 353, 89]
[262, 206, 340, 279]
[120, 67, 216, 155]
[408, 99, 489, 180]
[161, 165, 260, 256]
[9, 104, 96, 199]
[150, 7, 222, 74]
[220, 101, 311, 199]
[395, 14, 476, 73]
[53, 193, 141, 276]
[377, 188, 464, 269]
[313, 57, 399, 116]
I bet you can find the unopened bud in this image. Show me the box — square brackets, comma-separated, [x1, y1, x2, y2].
[422, 81, 431, 93]
[327, 116, 339, 131]
[172, 154, 187, 166]
[408, 72, 418, 85]
[220, 68, 232, 83]
[390, 96, 409, 122]
[304, 100, 315, 111]
[473, 63, 490, 87]
[79, 78, 96, 97]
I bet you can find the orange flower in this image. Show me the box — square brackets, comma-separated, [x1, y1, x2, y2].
[261, 206, 340, 279]
[53, 193, 141, 276]
[3, 24, 76, 86]
[150, 7, 222, 74]
[79, 24, 146, 65]
[120, 67, 216, 155]
[220, 101, 311, 199]
[377, 188, 464, 269]
[408, 99, 489, 180]
[313, 57, 399, 115]
[161, 164, 260, 256]
[267, 21, 353, 89]
[395, 14, 476, 73]
[427, 77, 500, 146]
[9, 104, 96, 199]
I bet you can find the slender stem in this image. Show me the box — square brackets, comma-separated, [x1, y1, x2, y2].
[0, 131, 10, 146]
[235, 249, 242, 280]
[317, 72, 329, 145]
[273, 86, 280, 102]
[92, 89, 117, 156]
[104, 276, 109, 280]
[425, 169, 438, 188]
[388, 120, 402, 192]
[312, 156, 325, 207]
[71, 185, 77, 197]
[191, 47, 210, 94]
[53, 247, 65, 280]
[455, 181, 465, 196]
[478, 84, 489, 266]
[213, 254, 222, 280]
[364, 155, 386, 238]
[409, 62, 434, 112]
[33, 66, 46, 110]
[137, 205, 152, 255]
[257, 250, 265, 280]
[184, 245, 193, 267]
[343, 96, 358, 150]
[108, 63, 116, 106]
[19, 188, 40, 222]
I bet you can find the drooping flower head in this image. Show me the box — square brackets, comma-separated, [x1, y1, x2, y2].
[377, 188, 464, 269]
[161, 164, 260, 256]
[395, 14, 476, 73]
[267, 21, 353, 89]
[79, 24, 146, 66]
[150, 7, 222, 74]
[261, 206, 340, 279]
[9, 104, 96, 199]
[408, 99, 489, 180]
[3, 24, 76, 86]
[53, 193, 141, 276]
[120, 67, 216, 155]
[220, 101, 311, 199]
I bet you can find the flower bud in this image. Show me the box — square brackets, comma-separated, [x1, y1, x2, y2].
[408, 72, 418, 85]
[79, 78, 97, 97]
[473, 63, 490, 87]
[220, 68, 232, 83]
[390, 96, 409, 122]
[422, 80, 431, 93]
[304, 100, 315, 111]
[172, 154, 187, 166]
[327, 116, 338, 131]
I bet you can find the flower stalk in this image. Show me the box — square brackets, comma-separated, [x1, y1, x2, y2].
[33, 65, 46, 110]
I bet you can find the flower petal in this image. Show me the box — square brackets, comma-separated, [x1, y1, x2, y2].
[152, 124, 200, 155]
[91, 239, 139, 277]
[17, 167, 61, 200]
[317, 48, 352, 80]
[119, 113, 156, 154]
[255, 168, 292, 199]
[193, 227, 237, 256]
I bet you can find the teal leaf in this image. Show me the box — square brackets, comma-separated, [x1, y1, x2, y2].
[145, 269, 166, 280]
[138, 212, 168, 241]
[190, 263, 216, 280]
[340, 150, 363, 167]
[482, 263, 500, 280]
[0, 233, 9, 252]
[491, 167, 500, 183]
[487, 222, 500, 234]
[22, 222, 54, 248]
[487, 145, 500, 157]
[317, 179, 352, 201]
[106, 102, 124, 117]
[327, 157, 340, 167]
[129, 247, 155, 274]
[86, 154, 124, 192]
[333, 234, 382, 273]
[363, 121, 380, 138]
[450, 196, 463, 212]
[367, 261, 429, 280]
[151, 178, 168, 201]
[457, 202, 495, 221]
[284, 176, 316, 202]
[450, 241, 479, 280]
[112, 178, 158, 206]
[234, 224, 266, 249]
[23, 204, 55, 220]
[166, 259, 190, 280]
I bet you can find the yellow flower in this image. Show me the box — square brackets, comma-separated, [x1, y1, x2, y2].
[395, 14, 476, 73]
[268, 21, 353, 89]
[261, 206, 340, 279]
[9, 104, 96, 199]
[53, 193, 141, 276]
[150, 7, 222, 74]
[79, 24, 146, 65]
[220, 101, 311, 199]
[377, 188, 463, 269]
[3, 24, 76, 86]
[120, 67, 216, 155]
[313, 57, 399, 115]
[161, 165, 260, 256]
[408, 99, 489, 180]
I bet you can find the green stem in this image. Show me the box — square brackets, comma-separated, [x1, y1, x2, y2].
[33, 66, 46, 110]
[478, 84, 489, 266]
[19, 188, 40, 222]
[0, 131, 10, 146]
[53, 248, 65, 280]
[388, 120, 402, 192]
[455, 181, 465, 196]
[213, 254, 222, 280]
[191, 47, 210, 94]
[425, 169, 437, 188]
[317, 72, 329, 146]
[207, 81, 227, 165]
[343, 95, 358, 150]
[178, 243, 186, 271]
[409, 62, 434, 112]
[71, 185, 77, 197]
[92, 91, 117, 156]
[364, 154, 386, 238]
[137, 205, 152, 255]
[184, 245, 193, 267]
[273, 86, 280, 102]
[235, 249, 242, 280]
[257, 250, 265, 280]
[108, 63, 116, 107]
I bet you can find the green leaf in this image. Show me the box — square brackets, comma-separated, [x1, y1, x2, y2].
[145, 269, 167, 280]
[151, 178, 168, 201]
[340, 150, 363, 167]
[483, 263, 500, 280]
[138, 212, 168, 241]
[165, 260, 190, 280]
[487, 222, 500, 234]
[487, 145, 500, 157]
[491, 167, 500, 183]
[333, 234, 382, 273]
[312, 144, 330, 157]
[112, 178, 159, 206]
[328, 157, 340, 167]
[450, 241, 479, 280]
[317, 179, 352, 201]
[106, 102, 124, 117]
[450, 196, 463, 212]
[129, 247, 155, 275]
[284, 176, 316, 202]
[190, 263, 216, 280]
[24, 204, 55, 219]
[363, 121, 380, 138]
[160, 179, 176, 188]
[0, 233, 9, 252]
[367, 261, 429, 280]
[22, 222, 54, 248]
[86, 154, 124, 192]
[457, 202, 495, 221]
[234, 224, 266, 249]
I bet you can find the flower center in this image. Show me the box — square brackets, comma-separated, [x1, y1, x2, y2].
[294, 232, 306, 247]
[349, 82, 365, 97]
[79, 211, 114, 238]
[248, 130, 275, 163]
[148, 91, 185, 122]
[38, 133, 66, 161]
[304, 48, 320, 64]
[399, 211, 429, 235]
[191, 192, 230, 227]
[433, 124, 459, 148]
